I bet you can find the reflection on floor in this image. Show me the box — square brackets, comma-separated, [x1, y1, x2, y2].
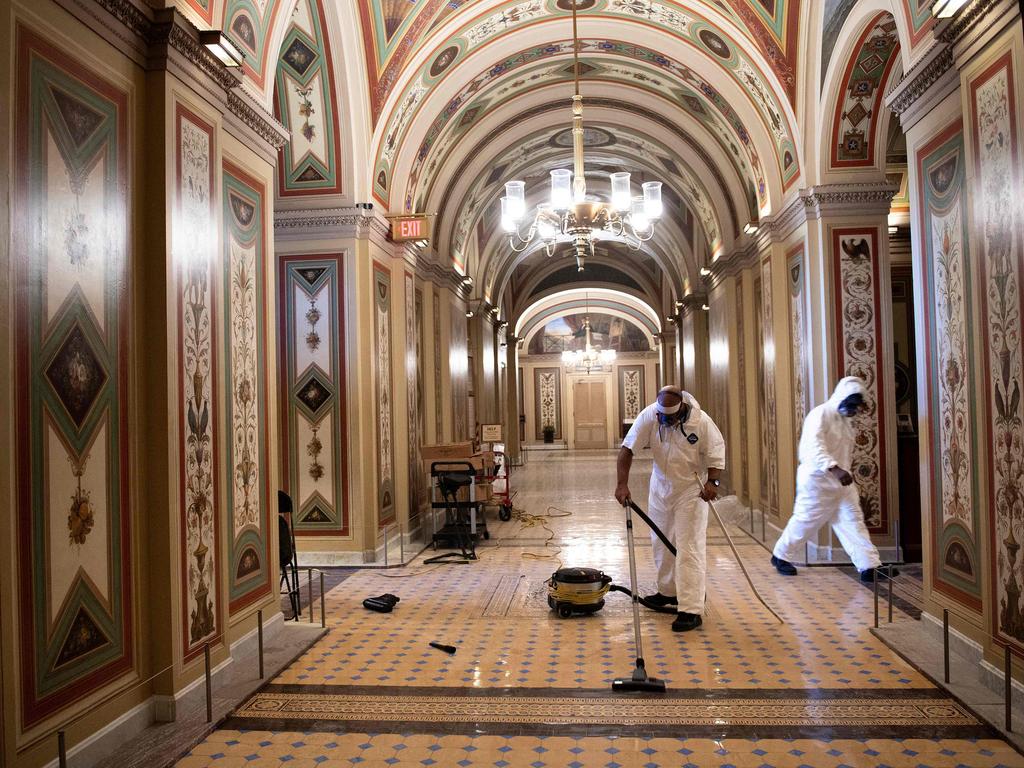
[177, 451, 1021, 767]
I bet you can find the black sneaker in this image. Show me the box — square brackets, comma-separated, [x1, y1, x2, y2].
[771, 555, 798, 576]
[860, 567, 899, 582]
[671, 612, 702, 632]
[643, 592, 678, 608]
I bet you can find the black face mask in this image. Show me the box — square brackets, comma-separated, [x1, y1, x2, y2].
[838, 394, 864, 417]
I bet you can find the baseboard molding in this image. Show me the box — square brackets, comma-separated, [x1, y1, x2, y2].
[44, 697, 153, 768]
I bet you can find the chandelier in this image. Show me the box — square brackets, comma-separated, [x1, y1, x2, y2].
[499, 0, 663, 272]
[561, 315, 616, 373]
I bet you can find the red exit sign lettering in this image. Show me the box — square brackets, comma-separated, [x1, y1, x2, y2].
[391, 215, 431, 243]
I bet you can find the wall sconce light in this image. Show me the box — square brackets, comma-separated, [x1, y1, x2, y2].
[461, 275, 473, 286]
[199, 31, 245, 67]
[699, 267, 711, 277]
[743, 222, 759, 235]
[465, 310, 474, 318]
[888, 226, 898, 235]
[701, 304, 710, 312]
[666, 315, 677, 324]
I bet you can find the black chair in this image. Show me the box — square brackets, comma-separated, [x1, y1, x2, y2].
[279, 491, 301, 620]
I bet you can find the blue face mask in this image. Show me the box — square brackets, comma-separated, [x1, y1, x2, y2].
[657, 402, 698, 443]
[838, 394, 865, 417]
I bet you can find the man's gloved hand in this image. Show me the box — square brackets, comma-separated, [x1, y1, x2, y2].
[700, 482, 719, 502]
[829, 466, 854, 486]
[615, 484, 631, 506]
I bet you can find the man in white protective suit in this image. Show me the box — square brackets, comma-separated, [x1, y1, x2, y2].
[615, 386, 726, 632]
[770, 376, 884, 582]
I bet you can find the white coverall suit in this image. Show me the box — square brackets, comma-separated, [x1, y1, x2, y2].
[622, 394, 726, 614]
[772, 377, 882, 572]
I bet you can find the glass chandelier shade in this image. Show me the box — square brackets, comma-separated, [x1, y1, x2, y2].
[498, 0, 662, 271]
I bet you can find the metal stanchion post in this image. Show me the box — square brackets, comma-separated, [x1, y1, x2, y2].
[308, 568, 314, 624]
[58, 730, 67, 768]
[204, 642, 212, 723]
[887, 564, 893, 623]
[319, 571, 326, 629]
[894, 518, 901, 563]
[943, 609, 950, 684]
[749, 504, 754, 533]
[1006, 645, 1013, 732]
[760, 507, 766, 542]
[400, 522, 405, 564]
[383, 525, 389, 566]
[873, 573, 879, 629]
[257, 609, 264, 680]
[805, 541, 810, 566]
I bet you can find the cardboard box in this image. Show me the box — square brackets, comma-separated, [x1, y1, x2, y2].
[420, 441, 474, 461]
[424, 455, 485, 474]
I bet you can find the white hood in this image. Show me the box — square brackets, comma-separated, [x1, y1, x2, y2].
[826, 376, 866, 412]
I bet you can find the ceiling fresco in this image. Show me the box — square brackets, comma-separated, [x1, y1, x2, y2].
[225, 0, 286, 95]
[368, 0, 800, 207]
[355, 0, 806, 123]
[410, 57, 760, 218]
[274, 0, 344, 195]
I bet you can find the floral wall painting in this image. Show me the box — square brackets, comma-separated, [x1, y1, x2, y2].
[15, 26, 133, 726]
[917, 119, 982, 609]
[618, 366, 645, 434]
[788, 246, 808, 439]
[175, 103, 220, 658]
[534, 368, 562, 441]
[279, 255, 348, 534]
[223, 163, 271, 612]
[832, 228, 888, 533]
[969, 51, 1024, 648]
[756, 261, 779, 517]
[373, 264, 396, 526]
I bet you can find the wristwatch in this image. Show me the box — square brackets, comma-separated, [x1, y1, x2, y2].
[708, 478, 721, 487]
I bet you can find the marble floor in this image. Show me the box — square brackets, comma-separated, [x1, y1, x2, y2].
[176, 451, 1022, 767]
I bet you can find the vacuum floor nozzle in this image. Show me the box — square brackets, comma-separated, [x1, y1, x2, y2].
[612, 677, 667, 693]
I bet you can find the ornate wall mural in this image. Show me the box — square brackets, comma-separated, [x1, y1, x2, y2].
[723, 0, 801, 105]
[279, 255, 348, 534]
[274, 0, 343, 196]
[757, 259, 779, 517]
[709, 293, 731, 494]
[917, 120, 981, 609]
[831, 14, 901, 169]
[415, 288, 428, 509]
[970, 52, 1024, 647]
[618, 365, 645, 428]
[736, 279, 749, 503]
[450, 299, 470, 440]
[182, 0, 214, 26]
[406, 274, 424, 525]
[373, 264, 397, 525]
[223, 164, 271, 612]
[14, 27, 133, 726]
[176, 104, 220, 658]
[534, 368, 562, 440]
[224, 0, 284, 97]
[788, 245, 808, 438]
[527, 313, 651, 355]
[832, 228, 888, 532]
[433, 292, 443, 440]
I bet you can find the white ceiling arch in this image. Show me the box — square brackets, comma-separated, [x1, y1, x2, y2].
[515, 288, 663, 353]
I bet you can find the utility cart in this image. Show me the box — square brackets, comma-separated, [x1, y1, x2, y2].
[425, 460, 489, 564]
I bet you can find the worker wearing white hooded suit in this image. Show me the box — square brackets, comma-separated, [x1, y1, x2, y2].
[616, 386, 726, 632]
[771, 376, 882, 578]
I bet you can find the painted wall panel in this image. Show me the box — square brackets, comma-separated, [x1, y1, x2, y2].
[831, 228, 888, 533]
[278, 255, 348, 534]
[788, 245, 808, 439]
[223, 163, 271, 612]
[373, 264, 396, 526]
[917, 120, 981, 609]
[757, 259, 779, 517]
[969, 51, 1024, 649]
[14, 26, 133, 726]
[175, 103, 221, 660]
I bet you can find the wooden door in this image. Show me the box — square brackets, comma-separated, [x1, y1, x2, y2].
[573, 379, 608, 449]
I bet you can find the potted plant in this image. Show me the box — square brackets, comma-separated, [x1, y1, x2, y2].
[542, 423, 556, 444]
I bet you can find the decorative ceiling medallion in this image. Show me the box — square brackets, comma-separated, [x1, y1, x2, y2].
[296, 375, 331, 414]
[550, 126, 615, 148]
[698, 28, 731, 59]
[46, 324, 107, 428]
[429, 45, 459, 78]
[282, 36, 319, 77]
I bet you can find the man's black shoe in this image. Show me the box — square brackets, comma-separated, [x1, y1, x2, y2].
[771, 555, 798, 576]
[860, 567, 899, 582]
[671, 612, 702, 632]
[643, 592, 678, 608]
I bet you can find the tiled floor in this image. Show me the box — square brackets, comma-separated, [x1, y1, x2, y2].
[176, 451, 1022, 767]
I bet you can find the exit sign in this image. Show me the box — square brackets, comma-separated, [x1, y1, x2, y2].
[391, 215, 431, 242]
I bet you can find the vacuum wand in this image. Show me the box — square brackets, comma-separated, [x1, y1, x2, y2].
[697, 473, 785, 625]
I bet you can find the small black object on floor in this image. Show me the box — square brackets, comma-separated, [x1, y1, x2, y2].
[363, 593, 401, 613]
[429, 641, 457, 654]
